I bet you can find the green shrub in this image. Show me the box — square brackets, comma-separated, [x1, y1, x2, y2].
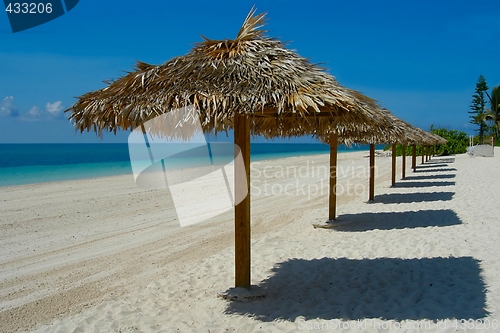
[384, 126, 469, 156]
[430, 126, 468, 155]
[383, 144, 423, 156]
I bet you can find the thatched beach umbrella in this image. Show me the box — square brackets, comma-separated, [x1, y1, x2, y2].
[67, 9, 393, 291]
[425, 132, 447, 161]
[407, 129, 446, 163]
[316, 108, 407, 219]
[379, 117, 429, 183]
[395, 121, 426, 179]
[387, 125, 447, 177]
[314, 116, 448, 226]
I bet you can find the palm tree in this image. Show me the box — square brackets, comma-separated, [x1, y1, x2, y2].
[484, 86, 500, 139]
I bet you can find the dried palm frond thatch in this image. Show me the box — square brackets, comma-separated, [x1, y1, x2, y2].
[316, 109, 408, 145]
[66, 8, 396, 141]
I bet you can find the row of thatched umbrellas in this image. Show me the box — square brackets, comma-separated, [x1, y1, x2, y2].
[317, 114, 446, 223]
[66, 9, 446, 291]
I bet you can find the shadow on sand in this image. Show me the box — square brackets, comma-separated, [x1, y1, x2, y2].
[403, 174, 456, 181]
[416, 163, 450, 168]
[415, 168, 457, 173]
[425, 158, 455, 164]
[374, 192, 454, 204]
[330, 209, 461, 231]
[225, 257, 488, 321]
[394, 181, 455, 188]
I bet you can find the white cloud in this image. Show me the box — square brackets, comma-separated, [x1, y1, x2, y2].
[0, 96, 19, 117]
[0, 97, 67, 120]
[45, 101, 64, 117]
[28, 106, 40, 116]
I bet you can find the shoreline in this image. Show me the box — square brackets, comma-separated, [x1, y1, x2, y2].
[0, 149, 379, 190]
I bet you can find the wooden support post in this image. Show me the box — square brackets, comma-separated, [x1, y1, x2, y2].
[412, 144, 417, 172]
[369, 144, 375, 201]
[234, 114, 250, 289]
[401, 144, 406, 179]
[391, 144, 396, 187]
[328, 134, 338, 221]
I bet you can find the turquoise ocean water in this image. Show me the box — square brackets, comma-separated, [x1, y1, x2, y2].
[0, 143, 383, 187]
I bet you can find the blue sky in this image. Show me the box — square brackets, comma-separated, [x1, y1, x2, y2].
[1, 0, 499, 143]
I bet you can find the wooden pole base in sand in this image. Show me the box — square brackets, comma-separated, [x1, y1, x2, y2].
[312, 134, 338, 229]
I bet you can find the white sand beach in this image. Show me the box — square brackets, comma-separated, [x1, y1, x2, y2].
[1, 149, 500, 332]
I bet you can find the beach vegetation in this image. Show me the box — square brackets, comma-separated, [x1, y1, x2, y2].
[385, 126, 468, 156]
[386, 144, 429, 157]
[429, 126, 468, 155]
[469, 75, 489, 144]
[472, 134, 500, 146]
[483, 86, 500, 139]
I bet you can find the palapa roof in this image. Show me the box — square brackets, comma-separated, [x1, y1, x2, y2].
[317, 111, 447, 146]
[66, 8, 396, 140]
[317, 109, 408, 145]
[426, 132, 447, 145]
[386, 116, 430, 145]
[401, 126, 447, 146]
